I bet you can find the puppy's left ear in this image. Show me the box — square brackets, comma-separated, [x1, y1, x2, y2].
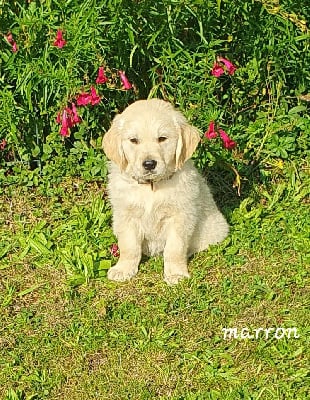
[175, 114, 201, 169]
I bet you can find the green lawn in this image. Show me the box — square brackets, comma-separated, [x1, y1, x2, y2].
[1, 171, 309, 399]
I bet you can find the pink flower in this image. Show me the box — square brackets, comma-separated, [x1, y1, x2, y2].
[76, 92, 92, 106]
[60, 110, 70, 137]
[205, 121, 218, 139]
[63, 107, 74, 128]
[56, 103, 81, 134]
[211, 63, 225, 77]
[211, 57, 237, 77]
[5, 33, 14, 44]
[53, 30, 66, 48]
[219, 129, 237, 149]
[204, 122, 237, 150]
[60, 125, 69, 137]
[12, 42, 18, 53]
[218, 57, 237, 75]
[0, 139, 7, 150]
[5, 32, 18, 53]
[110, 244, 120, 257]
[118, 70, 132, 90]
[90, 86, 101, 105]
[76, 87, 101, 106]
[71, 102, 81, 124]
[96, 66, 108, 84]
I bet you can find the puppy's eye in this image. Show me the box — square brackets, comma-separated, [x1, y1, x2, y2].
[130, 138, 139, 144]
[158, 136, 167, 143]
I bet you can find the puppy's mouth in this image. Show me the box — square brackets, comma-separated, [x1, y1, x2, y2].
[134, 171, 174, 184]
[136, 174, 160, 184]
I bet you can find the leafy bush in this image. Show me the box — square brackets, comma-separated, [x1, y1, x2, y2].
[0, 0, 309, 191]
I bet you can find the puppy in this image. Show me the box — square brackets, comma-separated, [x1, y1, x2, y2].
[102, 99, 229, 284]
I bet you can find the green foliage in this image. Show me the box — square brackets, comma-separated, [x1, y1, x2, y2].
[0, 185, 116, 286]
[57, 196, 114, 286]
[0, 0, 309, 189]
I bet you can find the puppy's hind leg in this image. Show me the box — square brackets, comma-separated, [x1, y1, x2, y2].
[191, 210, 229, 254]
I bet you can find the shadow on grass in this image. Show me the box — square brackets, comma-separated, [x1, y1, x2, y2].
[200, 158, 263, 221]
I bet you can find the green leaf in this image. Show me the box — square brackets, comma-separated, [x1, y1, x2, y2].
[29, 237, 51, 256]
[98, 259, 112, 270]
[288, 106, 307, 115]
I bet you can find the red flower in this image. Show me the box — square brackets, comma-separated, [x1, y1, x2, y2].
[56, 103, 81, 136]
[60, 126, 69, 137]
[205, 121, 217, 139]
[76, 92, 92, 106]
[118, 70, 132, 90]
[53, 30, 66, 48]
[211, 57, 237, 77]
[63, 107, 73, 128]
[76, 87, 101, 106]
[218, 57, 237, 75]
[12, 42, 18, 53]
[219, 129, 237, 149]
[205, 122, 237, 150]
[5, 33, 14, 44]
[5, 32, 18, 53]
[60, 110, 70, 137]
[0, 139, 7, 150]
[96, 66, 108, 84]
[211, 63, 225, 77]
[110, 244, 120, 257]
[90, 86, 101, 105]
[71, 102, 81, 124]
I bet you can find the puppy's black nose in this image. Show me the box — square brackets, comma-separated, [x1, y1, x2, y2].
[143, 159, 157, 171]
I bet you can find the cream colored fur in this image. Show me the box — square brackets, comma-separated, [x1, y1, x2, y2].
[102, 99, 229, 284]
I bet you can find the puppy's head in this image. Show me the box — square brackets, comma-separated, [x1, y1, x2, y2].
[102, 99, 200, 183]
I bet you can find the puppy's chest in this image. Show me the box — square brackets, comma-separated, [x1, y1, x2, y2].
[128, 198, 173, 224]
[122, 189, 175, 229]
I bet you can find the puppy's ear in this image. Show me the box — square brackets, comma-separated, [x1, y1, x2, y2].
[102, 116, 127, 171]
[175, 114, 201, 169]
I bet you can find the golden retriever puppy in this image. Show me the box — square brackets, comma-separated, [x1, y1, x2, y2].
[102, 99, 229, 284]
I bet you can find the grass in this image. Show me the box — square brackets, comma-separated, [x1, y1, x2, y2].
[0, 171, 309, 399]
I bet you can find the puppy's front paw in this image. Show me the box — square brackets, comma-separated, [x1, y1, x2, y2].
[107, 261, 138, 282]
[164, 262, 190, 285]
[164, 271, 190, 285]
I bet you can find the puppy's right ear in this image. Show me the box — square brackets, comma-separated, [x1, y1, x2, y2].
[102, 115, 127, 171]
[174, 112, 201, 170]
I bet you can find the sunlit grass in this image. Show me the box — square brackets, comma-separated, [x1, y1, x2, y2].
[1, 175, 309, 399]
